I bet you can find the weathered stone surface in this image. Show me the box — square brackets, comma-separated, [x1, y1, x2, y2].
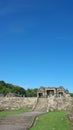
[0, 96, 73, 112]
[0, 97, 37, 111]
[55, 95, 72, 111]
[67, 114, 73, 121]
[34, 95, 73, 112]
[33, 98, 48, 112]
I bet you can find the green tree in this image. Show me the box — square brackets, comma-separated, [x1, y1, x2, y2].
[0, 80, 26, 96]
[26, 88, 38, 97]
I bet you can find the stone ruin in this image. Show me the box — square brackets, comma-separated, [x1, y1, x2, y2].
[37, 86, 69, 98]
[0, 86, 72, 112]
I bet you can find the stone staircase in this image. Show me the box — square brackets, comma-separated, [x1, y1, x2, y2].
[33, 98, 48, 112]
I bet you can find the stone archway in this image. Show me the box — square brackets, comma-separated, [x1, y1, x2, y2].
[58, 92, 63, 96]
[38, 93, 43, 98]
[46, 90, 54, 96]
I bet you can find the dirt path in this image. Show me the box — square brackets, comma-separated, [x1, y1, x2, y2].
[0, 112, 45, 130]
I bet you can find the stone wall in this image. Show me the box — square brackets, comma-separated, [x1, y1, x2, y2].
[47, 95, 73, 111]
[0, 97, 37, 111]
[0, 96, 73, 111]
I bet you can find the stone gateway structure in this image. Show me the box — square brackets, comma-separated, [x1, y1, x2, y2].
[0, 86, 72, 113]
[37, 86, 69, 98]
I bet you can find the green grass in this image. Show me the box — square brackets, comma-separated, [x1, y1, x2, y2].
[0, 108, 31, 118]
[29, 111, 71, 130]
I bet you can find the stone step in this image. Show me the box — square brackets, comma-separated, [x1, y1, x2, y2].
[34, 98, 48, 112]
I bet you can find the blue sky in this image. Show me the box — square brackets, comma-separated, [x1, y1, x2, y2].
[0, 0, 73, 92]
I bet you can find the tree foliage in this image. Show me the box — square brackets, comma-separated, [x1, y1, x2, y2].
[70, 93, 73, 97]
[0, 80, 38, 97]
[0, 80, 26, 97]
[26, 88, 38, 97]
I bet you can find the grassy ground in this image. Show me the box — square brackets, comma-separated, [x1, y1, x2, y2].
[0, 108, 31, 118]
[29, 111, 71, 130]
